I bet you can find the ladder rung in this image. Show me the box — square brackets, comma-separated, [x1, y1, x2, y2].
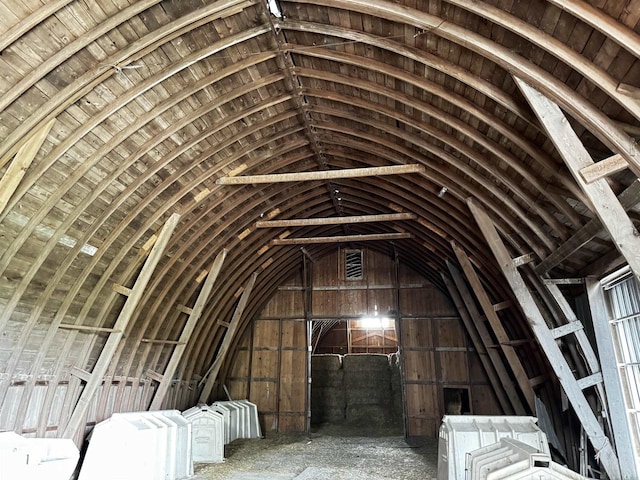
[577, 372, 603, 390]
[551, 321, 584, 339]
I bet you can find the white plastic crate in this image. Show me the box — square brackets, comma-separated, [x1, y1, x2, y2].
[467, 437, 587, 480]
[0, 431, 79, 480]
[211, 400, 261, 445]
[182, 404, 225, 463]
[437, 416, 549, 480]
[78, 410, 192, 480]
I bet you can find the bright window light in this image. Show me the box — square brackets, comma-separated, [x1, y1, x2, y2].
[358, 316, 393, 329]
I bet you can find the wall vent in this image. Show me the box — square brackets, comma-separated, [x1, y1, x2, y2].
[345, 250, 363, 280]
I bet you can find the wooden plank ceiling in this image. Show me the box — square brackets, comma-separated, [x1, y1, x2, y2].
[0, 0, 639, 427]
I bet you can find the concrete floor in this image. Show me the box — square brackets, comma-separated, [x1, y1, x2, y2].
[194, 426, 439, 480]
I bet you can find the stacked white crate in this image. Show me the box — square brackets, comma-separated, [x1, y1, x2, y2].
[211, 399, 261, 445]
[467, 437, 587, 480]
[437, 415, 549, 480]
[78, 410, 192, 480]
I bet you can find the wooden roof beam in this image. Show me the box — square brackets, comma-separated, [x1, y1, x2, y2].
[256, 212, 416, 228]
[515, 77, 640, 284]
[216, 164, 424, 184]
[271, 232, 411, 245]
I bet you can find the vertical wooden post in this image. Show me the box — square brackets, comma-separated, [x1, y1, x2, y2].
[149, 249, 227, 410]
[514, 77, 640, 283]
[586, 278, 639, 480]
[199, 272, 258, 403]
[467, 198, 621, 480]
[62, 213, 180, 440]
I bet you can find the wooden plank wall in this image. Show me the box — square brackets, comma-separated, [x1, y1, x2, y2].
[398, 263, 502, 437]
[226, 248, 502, 436]
[226, 273, 307, 433]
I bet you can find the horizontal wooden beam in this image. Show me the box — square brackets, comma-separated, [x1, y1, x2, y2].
[59, 324, 121, 333]
[217, 164, 424, 184]
[271, 232, 411, 245]
[256, 212, 416, 228]
[580, 154, 628, 183]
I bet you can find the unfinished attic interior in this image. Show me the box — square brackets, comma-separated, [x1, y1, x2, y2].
[1, 0, 640, 477]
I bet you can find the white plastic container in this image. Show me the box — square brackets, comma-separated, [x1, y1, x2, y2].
[437, 416, 549, 480]
[0, 431, 79, 480]
[78, 410, 192, 480]
[182, 405, 225, 463]
[467, 438, 586, 480]
[211, 400, 261, 445]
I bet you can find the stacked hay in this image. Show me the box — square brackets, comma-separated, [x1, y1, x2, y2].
[342, 354, 396, 427]
[311, 354, 345, 424]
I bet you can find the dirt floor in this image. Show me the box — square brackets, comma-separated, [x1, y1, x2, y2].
[193, 425, 439, 480]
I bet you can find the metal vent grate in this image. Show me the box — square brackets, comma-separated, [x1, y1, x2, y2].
[345, 250, 363, 280]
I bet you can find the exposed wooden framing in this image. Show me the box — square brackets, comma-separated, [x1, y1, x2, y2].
[271, 232, 411, 245]
[536, 181, 640, 275]
[0, 119, 55, 215]
[112, 283, 132, 296]
[450, 241, 535, 412]
[198, 271, 258, 403]
[62, 213, 180, 441]
[467, 198, 621, 480]
[70, 367, 91, 383]
[580, 154, 628, 184]
[515, 77, 640, 284]
[441, 271, 513, 414]
[586, 278, 639, 480]
[141, 339, 183, 345]
[217, 164, 424, 184]
[256, 212, 416, 228]
[58, 324, 121, 333]
[150, 249, 227, 410]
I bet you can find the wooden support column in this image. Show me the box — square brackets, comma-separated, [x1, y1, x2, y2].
[586, 278, 639, 480]
[467, 198, 621, 480]
[62, 213, 180, 441]
[450, 242, 536, 412]
[0, 119, 55, 215]
[441, 271, 513, 414]
[149, 249, 228, 410]
[514, 77, 640, 283]
[199, 271, 258, 403]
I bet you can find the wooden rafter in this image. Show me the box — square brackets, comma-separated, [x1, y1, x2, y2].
[62, 213, 180, 442]
[216, 164, 425, 184]
[0, 119, 54, 215]
[256, 212, 416, 228]
[450, 242, 535, 413]
[441, 269, 515, 414]
[198, 271, 258, 403]
[149, 248, 227, 410]
[271, 232, 411, 245]
[515, 77, 640, 283]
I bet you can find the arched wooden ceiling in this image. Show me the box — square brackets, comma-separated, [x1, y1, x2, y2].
[0, 0, 639, 428]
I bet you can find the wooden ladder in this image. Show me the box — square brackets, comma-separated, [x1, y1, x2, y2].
[467, 199, 621, 480]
